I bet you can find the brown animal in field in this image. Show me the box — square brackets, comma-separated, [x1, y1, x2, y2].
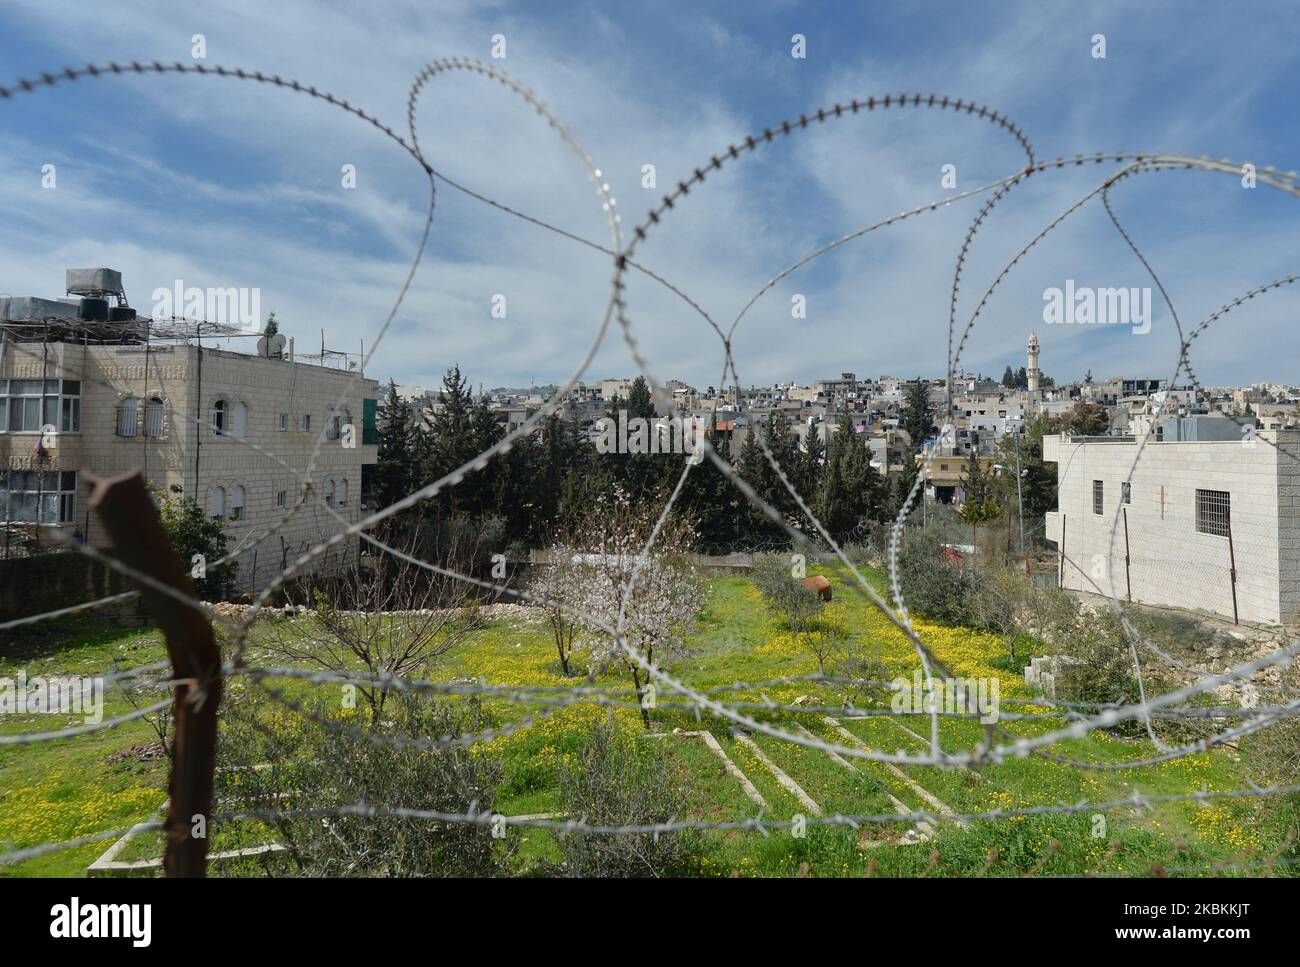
[802, 575, 832, 601]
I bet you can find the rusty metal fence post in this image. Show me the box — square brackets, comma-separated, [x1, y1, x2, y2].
[89, 471, 222, 877]
[1122, 506, 1132, 603]
[1226, 505, 1240, 625]
[1059, 513, 1066, 588]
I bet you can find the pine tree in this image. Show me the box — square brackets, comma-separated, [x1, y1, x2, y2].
[958, 448, 1002, 548]
[735, 423, 785, 544]
[625, 376, 657, 421]
[795, 424, 825, 527]
[960, 447, 997, 506]
[900, 379, 936, 454]
[678, 412, 741, 550]
[375, 380, 416, 511]
[534, 413, 573, 534]
[815, 407, 882, 542]
[898, 379, 936, 506]
[761, 412, 800, 518]
[467, 394, 505, 516]
[426, 365, 475, 492]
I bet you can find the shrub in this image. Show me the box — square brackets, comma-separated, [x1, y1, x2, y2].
[157, 485, 234, 601]
[836, 636, 893, 705]
[1242, 667, 1300, 782]
[553, 720, 705, 877]
[751, 552, 825, 632]
[219, 693, 508, 877]
[1043, 603, 1188, 739]
[895, 524, 987, 626]
[751, 552, 795, 599]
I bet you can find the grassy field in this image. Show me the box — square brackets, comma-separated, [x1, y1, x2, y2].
[2, 568, 1296, 877]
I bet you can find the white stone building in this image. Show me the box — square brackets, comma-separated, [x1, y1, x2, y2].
[1, 280, 379, 594]
[1044, 430, 1300, 625]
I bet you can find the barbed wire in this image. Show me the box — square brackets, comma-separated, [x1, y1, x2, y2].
[1, 53, 1298, 877]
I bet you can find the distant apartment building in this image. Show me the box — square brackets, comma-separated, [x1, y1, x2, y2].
[0, 268, 379, 593]
[813, 372, 859, 400]
[1044, 428, 1300, 625]
[1080, 377, 1163, 406]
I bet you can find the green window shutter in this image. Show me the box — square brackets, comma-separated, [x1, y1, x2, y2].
[362, 398, 379, 445]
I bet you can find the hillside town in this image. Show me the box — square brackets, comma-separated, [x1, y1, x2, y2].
[6, 272, 1297, 629]
[389, 333, 1297, 504]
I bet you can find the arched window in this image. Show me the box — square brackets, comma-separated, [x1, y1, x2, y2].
[116, 397, 138, 437]
[337, 477, 348, 509]
[207, 485, 226, 519]
[144, 397, 166, 438]
[230, 485, 246, 521]
[231, 402, 249, 440]
[210, 399, 228, 436]
[324, 479, 335, 508]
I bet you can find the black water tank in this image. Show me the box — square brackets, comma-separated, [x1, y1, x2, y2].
[78, 298, 109, 321]
[108, 306, 136, 322]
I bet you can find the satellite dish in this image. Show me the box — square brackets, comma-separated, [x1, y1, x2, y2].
[257, 333, 288, 357]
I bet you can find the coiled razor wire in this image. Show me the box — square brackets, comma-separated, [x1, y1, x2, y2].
[0, 57, 1298, 870]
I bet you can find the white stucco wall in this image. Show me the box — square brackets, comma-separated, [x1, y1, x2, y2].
[1043, 431, 1299, 625]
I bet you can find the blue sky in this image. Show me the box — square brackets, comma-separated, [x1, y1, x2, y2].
[0, 0, 1297, 392]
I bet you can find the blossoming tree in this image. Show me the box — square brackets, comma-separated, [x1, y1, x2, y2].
[560, 485, 704, 728]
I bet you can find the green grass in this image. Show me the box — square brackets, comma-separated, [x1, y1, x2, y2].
[2, 567, 1297, 877]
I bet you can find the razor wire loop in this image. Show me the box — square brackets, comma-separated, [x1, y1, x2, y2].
[0, 56, 1297, 865]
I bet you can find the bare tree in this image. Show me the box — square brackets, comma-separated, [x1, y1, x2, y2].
[264, 529, 484, 718]
[114, 671, 173, 760]
[529, 547, 581, 676]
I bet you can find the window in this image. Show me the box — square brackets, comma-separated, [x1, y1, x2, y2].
[300, 414, 311, 432]
[337, 478, 348, 509]
[144, 398, 166, 438]
[231, 402, 249, 440]
[208, 485, 226, 520]
[61, 381, 81, 433]
[211, 399, 228, 436]
[278, 413, 288, 432]
[229, 485, 246, 521]
[328, 408, 352, 442]
[1092, 480, 1104, 515]
[1121, 481, 1131, 505]
[324, 479, 335, 508]
[116, 397, 139, 437]
[0, 379, 80, 434]
[1196, 489, 1231, 537]
[0, 470, 77, 523]
[275, 490, 287, 509]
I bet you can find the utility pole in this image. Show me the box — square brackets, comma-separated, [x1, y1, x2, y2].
[1013, 424, 1025, 556]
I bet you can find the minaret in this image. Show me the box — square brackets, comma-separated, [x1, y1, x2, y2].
[1026, 331, 1040, 393]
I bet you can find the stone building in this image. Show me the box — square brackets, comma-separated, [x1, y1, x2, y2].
[1, 270, 379, 594]
[1043, 430, 1300, 624]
